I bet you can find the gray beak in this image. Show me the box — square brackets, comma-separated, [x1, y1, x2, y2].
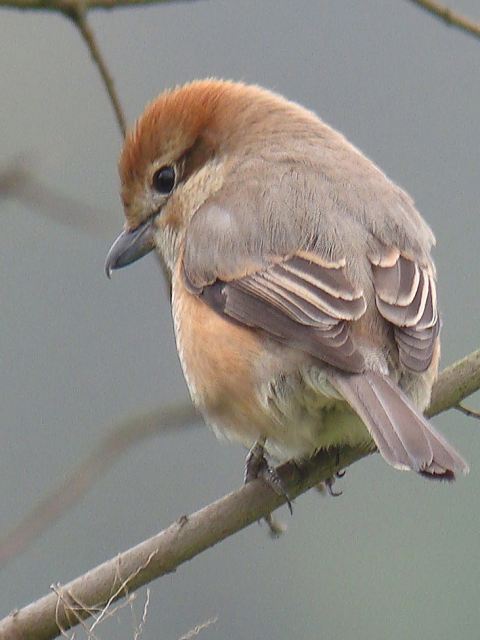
[105, 218, 156, 278]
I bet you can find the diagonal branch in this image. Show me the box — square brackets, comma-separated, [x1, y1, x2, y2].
[1, 348, 479, 640]
[407, 0, 480, 41]
[0, 448, 363, 640]
[426, 349, 480, 416]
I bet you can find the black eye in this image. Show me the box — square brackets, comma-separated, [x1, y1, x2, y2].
[152, 165, 175, 195]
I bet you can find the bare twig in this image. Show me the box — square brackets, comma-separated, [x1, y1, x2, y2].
[0, 0, 199, 11]
[0, 404, 199, 568]
[67, 5, 127, 137]
[3, 0, 479, 41]
[0, 0, 199, 148]
[0, 0, 162, 137]
[407, 0, 480, 41]
[0, 347, 479, 640]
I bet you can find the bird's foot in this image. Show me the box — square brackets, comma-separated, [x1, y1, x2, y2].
[244, 438, 292, 537]
[325, 475, 343, 497]
[244, 438, 292, 511]
[244, 438, 268, 484]
[324, 449, 345, 496]
[316, 467, 346, 497]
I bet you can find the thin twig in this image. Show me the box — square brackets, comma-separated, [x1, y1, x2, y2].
[0, 347, 479, 640]
[407, 0, 480, 41]
[0, 0, 199, 143]
[135, 588, 150, 640]
[3, 0, 479, 42]
[0, 0, 199, 10]
[178, 616, 218, 640]
[68, 5, 127, 137]
[88, 551, 158, 632]
[0, 0, 152, 137]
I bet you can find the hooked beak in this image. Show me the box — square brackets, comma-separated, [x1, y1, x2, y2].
[105, 217, 156, 278]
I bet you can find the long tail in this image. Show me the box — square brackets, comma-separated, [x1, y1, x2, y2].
[329, 370, 469, 479]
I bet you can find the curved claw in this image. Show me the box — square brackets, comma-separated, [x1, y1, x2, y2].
[326, 477, 343, 498]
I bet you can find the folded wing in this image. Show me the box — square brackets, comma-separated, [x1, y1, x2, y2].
[184, 252, 367, 373]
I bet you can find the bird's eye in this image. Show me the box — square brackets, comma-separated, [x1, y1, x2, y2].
[152, 165, 175, 195]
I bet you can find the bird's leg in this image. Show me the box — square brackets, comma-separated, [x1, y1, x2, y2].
[244, 437, 268, 484]
[244, 438, 292, 537]
[334, 448, 346, 477]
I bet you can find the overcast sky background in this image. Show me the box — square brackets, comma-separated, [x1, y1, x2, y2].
[1, 1, 480, 638]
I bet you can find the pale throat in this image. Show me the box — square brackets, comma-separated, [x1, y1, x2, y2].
[154, 223, 183, 275]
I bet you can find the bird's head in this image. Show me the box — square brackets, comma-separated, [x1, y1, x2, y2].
[105, 78, 294, 277]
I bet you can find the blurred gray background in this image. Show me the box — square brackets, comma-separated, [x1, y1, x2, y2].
[1, 1, 480, 638]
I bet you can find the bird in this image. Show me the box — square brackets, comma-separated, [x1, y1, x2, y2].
[105, 78, 468, 485]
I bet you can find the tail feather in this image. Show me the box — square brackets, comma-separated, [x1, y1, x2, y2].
[330, 370, 469, 479]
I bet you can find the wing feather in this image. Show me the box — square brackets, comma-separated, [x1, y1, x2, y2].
[370, 246, 439, 372]
[186, 253, 367, 373]
[266, 265, 367, 320]
[281, 255, 361, 300]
